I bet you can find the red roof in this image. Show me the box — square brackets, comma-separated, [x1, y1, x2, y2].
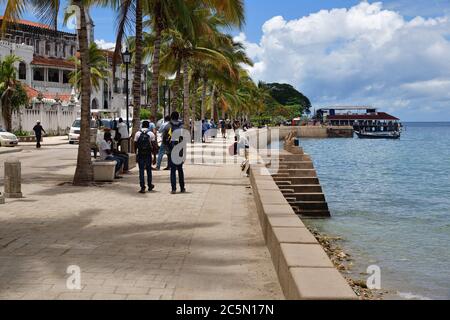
[31, 56, 75, 69]
[0, 16, 51, 30]
[24, 85, 72, 102]
[328, 112, 399, 121]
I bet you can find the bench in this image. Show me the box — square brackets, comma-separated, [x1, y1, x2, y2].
[92, 161, 117, 182]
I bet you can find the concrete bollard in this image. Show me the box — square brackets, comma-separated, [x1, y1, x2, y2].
[4, 159, 23, 198]
[0, 193, 5, 204]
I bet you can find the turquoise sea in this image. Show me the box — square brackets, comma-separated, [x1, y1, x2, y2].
[295, 122, 450, 300]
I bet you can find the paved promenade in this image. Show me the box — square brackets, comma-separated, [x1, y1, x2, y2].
[0, 136, 283, 300]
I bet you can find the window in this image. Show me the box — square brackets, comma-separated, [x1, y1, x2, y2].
[18, 62, 26, 80]
[35, 40, 40, 54]
[45, 42, 51, 56]
[15, 36, 22, 44]
[113, 78, 120, 93]
[62, 70, 70, 84]
[48, 69, 59, 83]
[33, 68, 44, 81]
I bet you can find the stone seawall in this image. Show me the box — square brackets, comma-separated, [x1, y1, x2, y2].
[250, 165, 356, 300]
[246, 128, 356, 300]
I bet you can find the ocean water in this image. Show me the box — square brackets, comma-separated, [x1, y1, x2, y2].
[295, 123, 450, 300]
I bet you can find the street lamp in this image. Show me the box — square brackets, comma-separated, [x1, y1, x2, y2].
[122, 47, 132, 152]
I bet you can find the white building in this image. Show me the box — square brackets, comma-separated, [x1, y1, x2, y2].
[0, 15, 147, 133]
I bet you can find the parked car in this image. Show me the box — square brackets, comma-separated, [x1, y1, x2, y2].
[68, 119, 97, 144]
[0, 128, 19, 147]
[69, 119, 116, 144]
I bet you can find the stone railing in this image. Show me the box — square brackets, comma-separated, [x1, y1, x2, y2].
[247, 128, 356, 300]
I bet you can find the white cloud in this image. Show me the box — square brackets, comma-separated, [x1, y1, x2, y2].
[241, 1, 450, 121]
[95, 39, 115, 50]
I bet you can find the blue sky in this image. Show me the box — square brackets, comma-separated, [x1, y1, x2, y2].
[2, 1, 450, 121]
[5, 1, 449, 43]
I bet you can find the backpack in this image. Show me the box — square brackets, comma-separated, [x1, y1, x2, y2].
[163, 122, 183, 152]
[137, 130, 152, 156]
[162, 125, 172, 148]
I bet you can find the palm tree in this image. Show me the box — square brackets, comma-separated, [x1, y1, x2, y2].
[69, 42, 110, 91]
[106, 0, 192, 139]
[0, 54, 28, 132]
[106, 0, 145, 141]
[1, 0, 94, 186]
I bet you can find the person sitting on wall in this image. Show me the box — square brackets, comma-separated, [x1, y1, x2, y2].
[99, 132, 124, 179]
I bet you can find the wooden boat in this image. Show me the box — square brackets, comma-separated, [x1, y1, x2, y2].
[355, 131, 400, 140]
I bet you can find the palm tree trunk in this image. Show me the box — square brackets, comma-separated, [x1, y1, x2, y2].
[191, 78, 199, 122]
[73, 4, 93, 186]
[132, 0, 143, 149]
[200, 77, 207, 121]
[210, 84, 215, 120]
[182, 57, 190, 130]
[1, 100, 12, 132]
[150, 9, 163, 119]
[170, 66, 181, 112]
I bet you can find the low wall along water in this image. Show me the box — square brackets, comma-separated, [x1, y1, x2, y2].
[247, 128, 357, 300]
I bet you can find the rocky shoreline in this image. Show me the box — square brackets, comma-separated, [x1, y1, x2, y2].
[307, 226, 388, 300]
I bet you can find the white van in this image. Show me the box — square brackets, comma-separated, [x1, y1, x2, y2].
[69, 119, 96, 144]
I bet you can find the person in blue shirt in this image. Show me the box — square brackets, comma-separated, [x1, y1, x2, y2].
[156, 115, 171, 170]
[162, 112, 186, 194]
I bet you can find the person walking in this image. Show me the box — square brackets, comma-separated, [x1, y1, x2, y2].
[33, 121, 46, 149]
[156, 115, 170, 170]
[162, 112, 186, 194]
[135, 121, 156, 194]
[117, 118, 130, 153]
[220, 119, 227, 139]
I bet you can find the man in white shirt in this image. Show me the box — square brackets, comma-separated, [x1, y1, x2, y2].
[117, 118, 130, 153]
[135, 121, 156, 193]
[99, 132, 124, 179]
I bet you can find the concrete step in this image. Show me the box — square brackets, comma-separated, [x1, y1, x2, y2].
[275, 181, 292, 186]
[272, 173, 290, 178]
[276, 177, 320, 185]
[289, 193, 326, 201]
[279, 185, 323, 193]
[278, 161, 314, 169]
[275, 169, 317, 178]
[280, 155, 312, 162]
[296, 209, 331, 218]
[294, 201, 329, 211]
[281, 189, 295, 195]
[278, 154, 306, 161]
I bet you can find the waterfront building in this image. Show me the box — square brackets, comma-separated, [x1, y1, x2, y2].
[316, 106, 401, 132]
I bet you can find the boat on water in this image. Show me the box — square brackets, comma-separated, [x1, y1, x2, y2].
[355, 131, 401, 140]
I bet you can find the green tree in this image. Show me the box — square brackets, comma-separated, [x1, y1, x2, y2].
[0, 55, 28, 132]
[2, 0, 95, 186]
[69, 42, 109, 91]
